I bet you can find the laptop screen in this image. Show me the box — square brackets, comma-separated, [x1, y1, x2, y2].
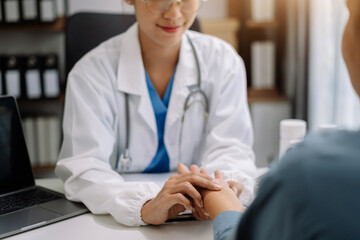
[0, 96, 35, 195]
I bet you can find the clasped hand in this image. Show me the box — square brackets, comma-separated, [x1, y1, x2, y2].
[140, 164, 243, 225]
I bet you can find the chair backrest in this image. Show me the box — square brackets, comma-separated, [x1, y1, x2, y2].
[65, 12, 202, 75]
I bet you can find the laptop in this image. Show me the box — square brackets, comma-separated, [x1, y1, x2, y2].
[0, 96, 88, 239]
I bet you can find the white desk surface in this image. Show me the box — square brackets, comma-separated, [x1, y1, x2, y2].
[4, 178, 213, 240]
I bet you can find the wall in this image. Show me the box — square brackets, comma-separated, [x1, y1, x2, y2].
[250, 102, 291, 167]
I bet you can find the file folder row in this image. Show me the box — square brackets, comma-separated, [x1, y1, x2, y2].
[22, 116, 61, 167]
[0, 54, 61, 99]
[0, 0, 58, 24]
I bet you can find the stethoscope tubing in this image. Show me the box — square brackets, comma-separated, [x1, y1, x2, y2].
[117, 33, 209, 172]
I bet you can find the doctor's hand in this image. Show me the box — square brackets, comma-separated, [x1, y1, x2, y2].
[140, 172, 222, 225]
[177, 164, 213, 221]
[178, 163, 243, 198]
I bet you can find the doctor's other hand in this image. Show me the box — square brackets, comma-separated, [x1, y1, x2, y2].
[202, 171, 246, 221]
[140, 172, 222, 225]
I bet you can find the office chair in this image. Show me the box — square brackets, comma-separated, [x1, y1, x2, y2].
[65, 12, 202, 76]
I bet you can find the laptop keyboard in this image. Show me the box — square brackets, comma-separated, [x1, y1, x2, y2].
[0, 188, 62, 215]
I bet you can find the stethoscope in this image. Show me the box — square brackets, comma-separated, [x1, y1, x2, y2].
[116, 34, 209, 172]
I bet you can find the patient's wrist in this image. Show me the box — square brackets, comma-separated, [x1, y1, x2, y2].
[202, 188, 245, 220]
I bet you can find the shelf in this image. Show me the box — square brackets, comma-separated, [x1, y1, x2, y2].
[246, 21, 279, 29]
[33, 165, 57, 178]
[202, 18, 240, 31]
[244, 20, 279, 42]
[33, 165, 56, 171]
[18, 94, 65, 117]
[18, 94, 65, 104]
[247, 88, 287, 104]
[0, 17, 65, 32]
[229, 0, 288, 92]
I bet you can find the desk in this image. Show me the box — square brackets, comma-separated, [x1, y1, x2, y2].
[4, 178, 213, 240]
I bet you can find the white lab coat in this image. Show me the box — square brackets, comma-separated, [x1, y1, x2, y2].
[56, 23, 257, 227]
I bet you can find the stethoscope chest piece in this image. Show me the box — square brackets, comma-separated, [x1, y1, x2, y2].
[119, 149, 132, 172]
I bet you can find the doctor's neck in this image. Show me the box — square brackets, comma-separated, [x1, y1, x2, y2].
[142, 45, 179, 70]
[140, 37, 180, 82]
[140, 38, 180, 70]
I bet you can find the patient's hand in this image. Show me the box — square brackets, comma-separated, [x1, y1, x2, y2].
[201, 170, 246, 221]
[141, 171, 222, 225]
[177, 164, 245, 221]
[227, 180, 243, 198]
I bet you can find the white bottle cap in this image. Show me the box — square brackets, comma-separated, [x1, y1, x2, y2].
[318, 124, 337, 132]
[279, 119, 307, 159]
[280, 119, 307, 140]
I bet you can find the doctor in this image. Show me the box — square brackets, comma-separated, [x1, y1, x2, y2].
[56, 0, 257, 226]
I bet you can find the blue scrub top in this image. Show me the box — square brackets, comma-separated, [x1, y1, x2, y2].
[143, 69, 176, 173]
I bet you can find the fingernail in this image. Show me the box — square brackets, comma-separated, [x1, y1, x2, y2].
[198, 201, 203, 208]
[211, 179, 222, 189]
[212, 179, 221, 184]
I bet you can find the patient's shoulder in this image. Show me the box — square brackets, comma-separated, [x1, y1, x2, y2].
[263, 130, 360, 195]
[284, 130, 360, 165]
[273, 129, 360, 193]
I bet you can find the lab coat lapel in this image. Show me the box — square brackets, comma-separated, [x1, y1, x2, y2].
[116, 23, 157, 139]
[165, 33, 208, 167]
[167, 34, 208, 125]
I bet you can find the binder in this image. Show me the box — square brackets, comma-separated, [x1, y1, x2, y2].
[36, 117, 49, 166]
[0, 56, 4, 95]
[251, 41, 276, 89]
[42, 54, 60, 98]
[34, 117, 61, 166]
[38, 0, 56, 23]
[55, 0, 64, 17]
[22, 117, 38, 166]
[24, 55, 42, 99]
[4, 0, 20, 23]
[0, 0, 4, 23]
[21, 0, 37, 22]
[4, 56, 22, 98]
[48, 116, 60, 165]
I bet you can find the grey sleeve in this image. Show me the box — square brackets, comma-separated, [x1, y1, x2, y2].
[213, 211, 243, 240]
[234, 164, 304, 240]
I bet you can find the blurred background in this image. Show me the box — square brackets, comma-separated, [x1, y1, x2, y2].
[0, 0, 359, 177]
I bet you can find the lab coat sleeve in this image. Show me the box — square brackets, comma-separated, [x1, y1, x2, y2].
[56, 60, 160, 227]
[200, 46, 257, 206]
